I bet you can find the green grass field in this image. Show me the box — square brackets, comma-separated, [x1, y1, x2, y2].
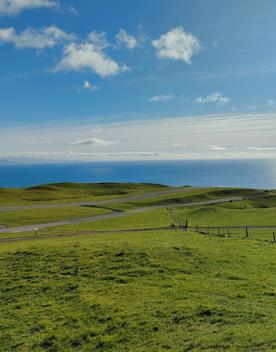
[0, 206, 113, 228]
[1, 231, 276, 351]
[0, 183, 276, 351]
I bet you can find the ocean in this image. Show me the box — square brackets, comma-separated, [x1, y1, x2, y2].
[0, 159, 275, 189]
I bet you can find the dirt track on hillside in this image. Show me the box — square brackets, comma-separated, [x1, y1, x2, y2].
[0, 196, 244, 235]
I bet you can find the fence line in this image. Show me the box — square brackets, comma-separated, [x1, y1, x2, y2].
[166, 209, 276, 243]
[187, 225, 276, 243]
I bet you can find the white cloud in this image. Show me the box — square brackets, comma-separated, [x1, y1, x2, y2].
[267, 99, 275, 106]
[152, 26, 201, 64]
[149, 94, 174, 103]
[207, 145, 228, 151]
[207, 144, 276, 152]
[54, 42, 129, 77]
[194, 92, 230, 105]
[116, 29, 138, 49]
[82, 80, 99, 91]
[71, 137, 118, 147]
[0, 26, 129, 78]
[0, 26, 74, 49]
[246, 146, 276, 151]
[0, 0, 58, 15]
[88, 31, 109, 50]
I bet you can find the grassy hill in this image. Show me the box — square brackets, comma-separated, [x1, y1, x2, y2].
[0, 183, 276, 351]
[0, 182, 169, 206]
[0, 183, 273, 235]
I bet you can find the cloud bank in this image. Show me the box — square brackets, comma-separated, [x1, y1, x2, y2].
[1, 113, 276, 161]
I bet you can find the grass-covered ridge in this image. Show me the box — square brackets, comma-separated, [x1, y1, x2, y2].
[0, 182, 170, 206]
[0, 231, 276, 351]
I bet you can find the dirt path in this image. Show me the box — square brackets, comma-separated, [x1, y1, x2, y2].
[0, 196, 243, 235]
[0, 187, 190, 212]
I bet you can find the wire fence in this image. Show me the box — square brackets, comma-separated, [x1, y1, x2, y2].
[35, 216, 276, 244]
[166, 209, 276, 243]
[168, 220, 276, 243]
[189, 226, 276, 243]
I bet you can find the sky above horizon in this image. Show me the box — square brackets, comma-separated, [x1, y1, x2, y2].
[0, 0, 276, 161]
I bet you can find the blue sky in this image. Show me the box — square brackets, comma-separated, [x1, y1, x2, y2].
[0, 0, 276, 161]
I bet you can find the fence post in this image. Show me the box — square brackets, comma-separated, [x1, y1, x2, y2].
[185, 219, 188, 231]
[245, 227, 249, 238]
[273, 232, 275, 243]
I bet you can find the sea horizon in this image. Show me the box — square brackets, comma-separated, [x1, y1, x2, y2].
[0, 158, 275, 189]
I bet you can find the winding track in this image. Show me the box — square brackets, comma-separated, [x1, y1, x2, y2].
[0, 187, 190, 212]
[0, 196, 244, 235]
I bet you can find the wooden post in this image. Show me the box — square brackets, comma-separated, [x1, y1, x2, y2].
[245, 227, 249, 238]
[167, 208, 173, 228]
[185, 219, 188, 231]
[273, 232, 275, 243]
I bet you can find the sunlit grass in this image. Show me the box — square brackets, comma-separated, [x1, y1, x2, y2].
[0, 231, 275, 351]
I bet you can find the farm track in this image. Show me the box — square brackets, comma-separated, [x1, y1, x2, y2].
[0, 196, 245, 237]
